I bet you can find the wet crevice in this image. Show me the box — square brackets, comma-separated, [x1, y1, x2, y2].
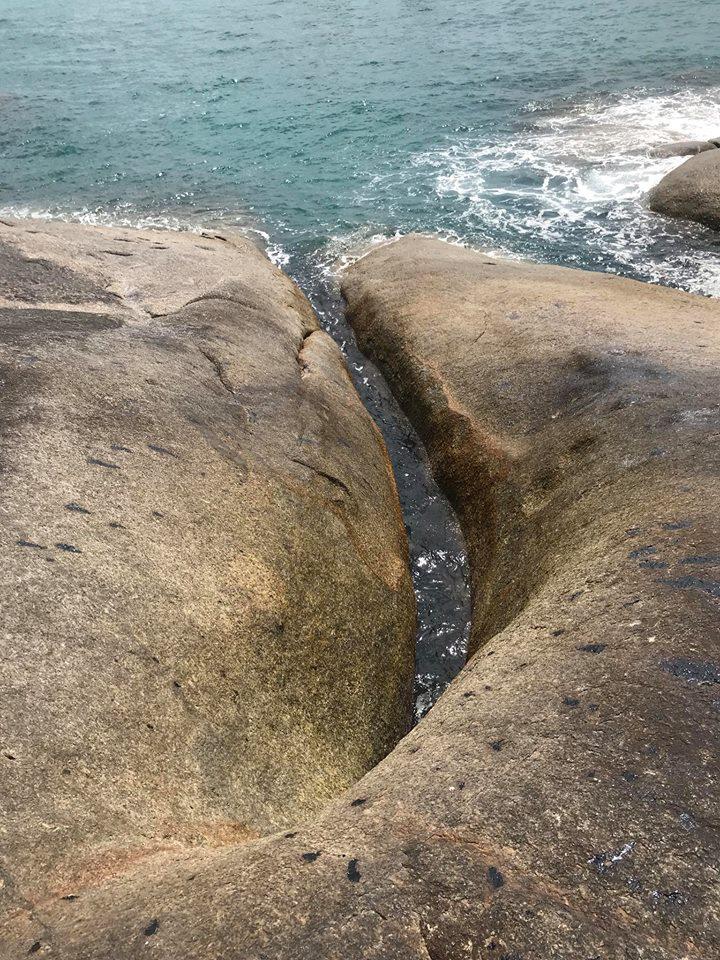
[293, 267, 471, 721]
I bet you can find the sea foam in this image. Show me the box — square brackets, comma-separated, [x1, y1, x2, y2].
[415, 85, 720, 296]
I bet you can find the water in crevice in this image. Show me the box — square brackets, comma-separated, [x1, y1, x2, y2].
[289, 257, 471, 722]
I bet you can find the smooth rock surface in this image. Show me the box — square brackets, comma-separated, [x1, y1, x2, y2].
[648, 138, 719, 158]
[0, 220, 415, 925]
[7, 235, 720, 959]
[648, 148, 720, 228]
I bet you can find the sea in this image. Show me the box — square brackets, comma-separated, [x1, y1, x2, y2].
[2, 0, 719, 715]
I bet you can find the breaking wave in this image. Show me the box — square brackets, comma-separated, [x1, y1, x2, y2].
[414, 84, 720, 295]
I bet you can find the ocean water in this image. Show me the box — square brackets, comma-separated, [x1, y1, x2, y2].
[1, 0, 719, 289]
[1, 0, 719, 714]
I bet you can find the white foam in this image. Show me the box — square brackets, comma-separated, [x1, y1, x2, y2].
[246, 227, 291, 267]
[415, 85, 720, 296]
[0, 204, 203, 234]
[0, 205, 293, 269]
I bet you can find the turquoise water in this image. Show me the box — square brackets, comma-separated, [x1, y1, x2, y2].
[2, 0, 720, 290]
[1, 1, 719, 713]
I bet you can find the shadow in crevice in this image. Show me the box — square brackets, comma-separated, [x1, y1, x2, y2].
[290, 262, 471, 722]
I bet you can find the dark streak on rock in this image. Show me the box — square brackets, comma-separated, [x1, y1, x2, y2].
[661, 657, 720, 685]
[148, 444, 179, 458]
[487, 866, 505, 889]
[629, 546, 656, 558]
[56, 543, 81, 554]
[660, 575, 720, 599]
[65, 502, 91, 515]
[290, 457, 350, 495]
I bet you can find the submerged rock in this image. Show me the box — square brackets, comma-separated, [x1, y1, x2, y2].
[7, 235, 720, 958]
[0, 220, 415, 922]
[649, 138, 719, 158]
[648, 147, 720, 228]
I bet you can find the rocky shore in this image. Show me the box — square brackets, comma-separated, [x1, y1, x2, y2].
[0, 219, 415, 932]
[649, 147, 720, 229]
[5, 229, 719, 958]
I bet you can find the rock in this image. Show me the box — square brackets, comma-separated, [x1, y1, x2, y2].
[14, 234, 720, 959]
[0, 220, 415, 922]
[648, 148, 720, 228]
[648, 138, 719, 158]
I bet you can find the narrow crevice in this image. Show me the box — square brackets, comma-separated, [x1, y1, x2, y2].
[199, 347, 236, 395]
[296, 328, 315, 377]
[290, 457, 351, 496]
[186, 291, 268, 313]
[289, 264, 471, 722]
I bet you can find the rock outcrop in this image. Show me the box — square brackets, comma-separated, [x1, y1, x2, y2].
[649, 138, 719, 158]
[5, 235, 720, 959]
[648, 147, 720, 228]
[0, 219, 415, 928]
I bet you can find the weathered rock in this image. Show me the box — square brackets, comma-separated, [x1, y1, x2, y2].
[7, 235, 720, 959]
[0, 220, 415, 925]
[648, 147, 720, 228]
[648, 138, 719, 158]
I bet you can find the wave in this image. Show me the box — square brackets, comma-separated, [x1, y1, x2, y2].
[0, 202, 296, 264]
[0, 204, 203, 234]
[4, 83, 720, 299]
[413, 84, 720, 296]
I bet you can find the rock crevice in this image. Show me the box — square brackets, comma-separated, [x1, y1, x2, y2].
[5, 233, 720, 959]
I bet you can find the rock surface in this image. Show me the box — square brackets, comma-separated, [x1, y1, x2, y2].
[6, 235, 720, 959]
[0, 220, 415, 925]
[648, 148, 720, 228]
[649, 138, 719, 158]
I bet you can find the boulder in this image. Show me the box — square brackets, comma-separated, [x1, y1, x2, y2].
[648, 147, 720, 228]
[0, 220, 415, 923]
[648, 138, 719, 158]
[14, 234, 720, 959]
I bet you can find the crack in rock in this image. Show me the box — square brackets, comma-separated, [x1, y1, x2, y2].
[199, 348, 236, 396]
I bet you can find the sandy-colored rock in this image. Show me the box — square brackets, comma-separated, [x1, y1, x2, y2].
[0, 220, 415, 926]
[648, 147, 720, 228]
[7, 235, 720, 959]
[648, 139, 719, 158]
